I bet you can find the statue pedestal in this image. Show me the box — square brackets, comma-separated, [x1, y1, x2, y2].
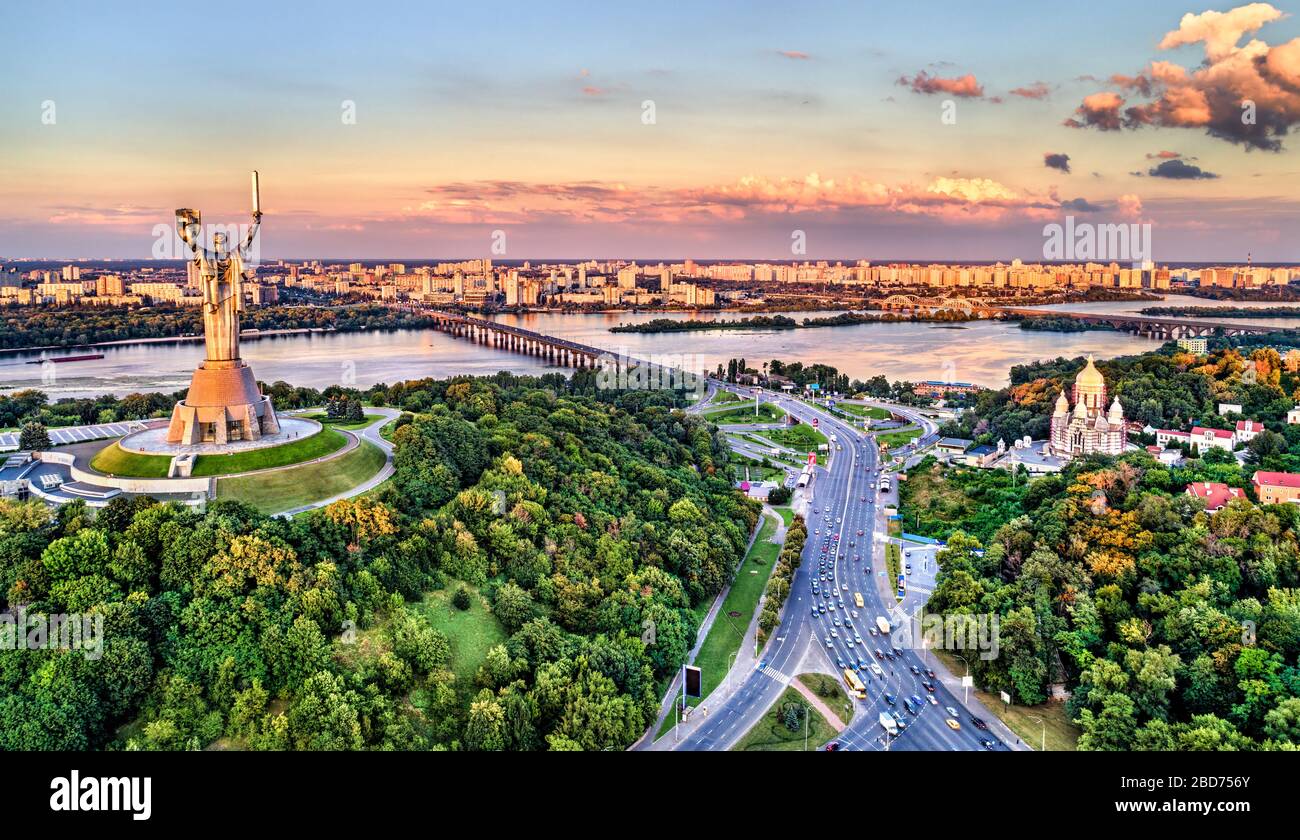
[166, 360, 279, 445]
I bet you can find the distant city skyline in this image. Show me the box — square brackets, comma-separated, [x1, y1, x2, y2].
[4, 1, 1300, 260]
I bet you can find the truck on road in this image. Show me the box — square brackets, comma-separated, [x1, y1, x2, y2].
[879, 711, 898, 736]
[875, 615, 891, 635]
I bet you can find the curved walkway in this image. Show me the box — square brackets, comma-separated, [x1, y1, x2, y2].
[272, 407, 400, 517]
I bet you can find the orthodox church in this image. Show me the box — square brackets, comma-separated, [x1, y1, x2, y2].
[1048, 356, 1126, 458]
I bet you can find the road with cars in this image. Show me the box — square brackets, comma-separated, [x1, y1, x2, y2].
[671, 384, 1006, 751]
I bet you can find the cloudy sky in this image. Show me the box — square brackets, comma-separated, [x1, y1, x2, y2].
[3, 1, 1300, 260]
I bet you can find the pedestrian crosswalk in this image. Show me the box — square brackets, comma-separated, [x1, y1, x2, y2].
[758, 665, 791, 684]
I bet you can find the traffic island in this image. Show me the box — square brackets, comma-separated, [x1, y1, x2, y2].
[731, 681, 838, 751]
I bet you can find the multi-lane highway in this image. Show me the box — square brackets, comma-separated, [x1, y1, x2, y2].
[672, 384, 1006, 751]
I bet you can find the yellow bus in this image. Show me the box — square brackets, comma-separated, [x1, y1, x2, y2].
[843, 668, 867, 700]
[853, 592, 864, 609]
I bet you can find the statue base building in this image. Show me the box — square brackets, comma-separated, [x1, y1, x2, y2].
[166, 359, 280, 445]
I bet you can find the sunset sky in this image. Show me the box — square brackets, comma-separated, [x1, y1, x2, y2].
[4, 1, 1300, 260]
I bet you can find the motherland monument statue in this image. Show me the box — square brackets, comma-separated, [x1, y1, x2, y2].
[166, 172, 280, 445]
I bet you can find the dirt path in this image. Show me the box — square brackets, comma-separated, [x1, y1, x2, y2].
[791, 677, 847, 733]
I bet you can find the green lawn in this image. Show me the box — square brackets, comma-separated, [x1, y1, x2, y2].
[302, 412, 384, 430]
[876, 426, 923, 448]
[214, 439, 386, 512]
[838, 404, 891, 420]
[655, 510, 785, 740]
[89, 444, 171, 478]
[932, 650, 1079, 750]
[731, 684, 836, 751]
[703, 402, 786, 425]
[729, 453, 786, 484]
[766, 422, 827, 450]
[192, 428, 348, 476]
[797, 673, 854, 724]
[411, 584, 507, 700]
[713, 390, 744, 403]
[90, 427, 350, 478]
[886, 542, 902, 599]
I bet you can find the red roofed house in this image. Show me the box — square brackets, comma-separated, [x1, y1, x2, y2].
[1156, 426, 1235, 454]
[1235, 420, 1265, 445]
[1184, 482, 1244, 512]
[1253, 471, 1300, 505]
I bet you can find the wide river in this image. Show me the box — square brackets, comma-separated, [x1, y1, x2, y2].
[3, 293, 1296, 399]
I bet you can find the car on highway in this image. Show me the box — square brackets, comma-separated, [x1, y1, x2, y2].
[836, 657, 845, 669]
[979, 739, 996, 750]
[925, 669, 936, 679]
[833, 618, 841, 627]
[831, 629, 838, 638]
[824, 637, 833, 648]
[883, 651, 894, 661]
[920, 681, 935, 693]
[884, 693, 896, 706]
[945, 719, 962, 731]
[891, 711, 908, 731]
[857, 529, 864, 536]
[850, 611, 859, 620]
[946, 706, 959, 717]
[873, 649, 883, 659]
[869, 663, 883, 678]
[927, 695, 938, 706]
[853, 634, 862, 644]
[841, 583, 849, 591]
[891, 646, 903, 656]
[909, 665, 920, 675]
[971, 716, 988, 730]
[811, 607, 818, 618]
[825, 741, 841, 752]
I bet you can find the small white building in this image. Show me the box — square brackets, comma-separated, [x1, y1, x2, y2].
[1287, 406, 1300, 425]
[1157, 426, 1236, 454]
[1235, 420, 1265, 445]
[1218, 402, 1243, 416]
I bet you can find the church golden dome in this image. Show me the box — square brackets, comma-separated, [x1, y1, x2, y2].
[1076, 355, 1105, 390]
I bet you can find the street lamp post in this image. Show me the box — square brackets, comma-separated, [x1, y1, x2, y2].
[953, 653, 971, 705]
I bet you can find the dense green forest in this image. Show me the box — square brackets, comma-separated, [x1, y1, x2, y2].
[0, 371, 759, 750]
[0, 303, 438, 350]
[911, 449, 1300, 750]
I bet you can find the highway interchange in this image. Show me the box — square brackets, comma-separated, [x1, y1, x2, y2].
[674, 384, 1009, 751]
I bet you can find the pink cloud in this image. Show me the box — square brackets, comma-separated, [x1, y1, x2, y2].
[898, 70, 985, 98]
[1010, 81, 1051, 99]
[404, 172, 1117, 228]
[778, 50, 811, 60]
[1067, 4, 1300, 149]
